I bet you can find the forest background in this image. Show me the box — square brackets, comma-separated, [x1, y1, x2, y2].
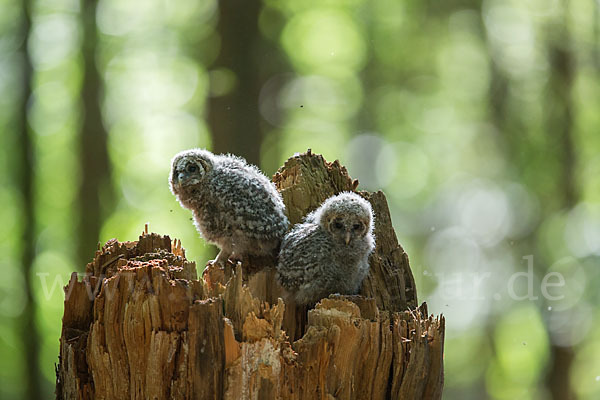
[1, 0, 599, 399]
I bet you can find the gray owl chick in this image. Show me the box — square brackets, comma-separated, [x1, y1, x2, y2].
[276, 192, 375, 305]
[169, 149, 289, 266]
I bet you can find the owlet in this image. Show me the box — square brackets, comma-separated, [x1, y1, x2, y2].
[276, 192, 375, 305]
[169, 149, 289, 266]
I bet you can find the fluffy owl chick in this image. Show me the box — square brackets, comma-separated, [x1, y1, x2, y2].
[169, 149, 289, 266]
[276, 192, 375, 305]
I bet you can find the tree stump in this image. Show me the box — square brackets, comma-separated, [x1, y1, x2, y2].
[55, 151, 445, 399]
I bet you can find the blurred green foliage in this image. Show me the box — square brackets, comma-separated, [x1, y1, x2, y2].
[1, 0, 599, 399]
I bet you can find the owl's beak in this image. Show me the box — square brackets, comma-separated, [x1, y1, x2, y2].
[177, 172, 186, 183]
[345, 232, 351, 245]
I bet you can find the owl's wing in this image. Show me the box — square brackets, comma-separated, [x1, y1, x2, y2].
[276, 224, 329, 290]
[210, 166, 288, 238]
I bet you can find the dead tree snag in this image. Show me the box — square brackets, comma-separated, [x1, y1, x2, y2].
[56, 151, 444, 399]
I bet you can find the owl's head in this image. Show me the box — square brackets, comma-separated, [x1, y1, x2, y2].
[313, 192, 374, 246]
[169, 149, 214, 197]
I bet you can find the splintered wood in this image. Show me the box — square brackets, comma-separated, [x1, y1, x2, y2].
[56, 151, 445, 400]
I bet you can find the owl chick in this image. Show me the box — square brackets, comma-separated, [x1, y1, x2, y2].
[276, 192, 375, 305]
[169, 149, 289, 266]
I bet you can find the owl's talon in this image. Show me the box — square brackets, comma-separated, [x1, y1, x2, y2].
[206, 259, 221, 267]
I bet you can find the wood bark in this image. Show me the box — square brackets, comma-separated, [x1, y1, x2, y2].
[56, 151, 445, 399]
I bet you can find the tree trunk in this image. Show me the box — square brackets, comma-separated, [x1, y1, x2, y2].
[207, 0, 264, 167]
[545, 8, 577, 398]
[55, 151, 445, 399]
[16, 0, 43, 397]
[78, 0, 113, 268]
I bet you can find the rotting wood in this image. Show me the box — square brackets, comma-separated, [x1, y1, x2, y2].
[56, 151, 444, 399]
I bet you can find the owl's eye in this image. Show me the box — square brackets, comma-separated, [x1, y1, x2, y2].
[353, 223, 362, 230]
[187, 164, 198, 173]
[334, 222, 343, 229]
